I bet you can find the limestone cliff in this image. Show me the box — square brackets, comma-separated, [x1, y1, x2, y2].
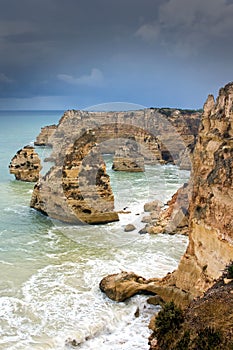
[173, 83, 233, 297]
[31, 108, 200, 224]
[100, 82, 233, 306]
[34, 124, 57, 146]
[31, 130, 119, 224]
[112, 142, 145, 172]
[9, 145, 42, 182]
[149, 268, 233, 349]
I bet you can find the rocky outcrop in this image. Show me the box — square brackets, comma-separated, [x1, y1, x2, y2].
[177, 148, 192, 170]
[100, 82, 233, 307]
[172, 83, 233, 297]
[99, 271, 192, 308]
[142, 183, 190, 235]
[42, 108, 200, 166]
[34, 124, 57, 146]
[149, 268, 233, 350]
[9, 145, 42, 182]
[31, 130, 119, 224]
[112, 142, 145, 172]
[31, 109, 200, 224]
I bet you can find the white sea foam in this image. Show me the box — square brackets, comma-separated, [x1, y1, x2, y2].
[0, 135, 190, 350]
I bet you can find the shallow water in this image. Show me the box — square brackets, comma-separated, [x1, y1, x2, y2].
[0, 111, 189, 350]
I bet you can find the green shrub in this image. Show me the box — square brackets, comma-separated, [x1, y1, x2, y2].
[193, 327, 222, 350]
[155, 301, 184, 335]
[174, 330, 191, 350]
[227, 261, 233, 279]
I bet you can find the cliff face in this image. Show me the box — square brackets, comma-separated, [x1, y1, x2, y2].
[39, 108, 200, 165]
[173, 83, 233, 296]
[99, 83, 233, 308]
[149, 274, 233, 350]
[9, 145, 42, 182]
[112, 142, 145, 172]
[34, 125, 57, 146]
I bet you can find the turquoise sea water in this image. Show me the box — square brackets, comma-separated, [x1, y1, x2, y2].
[0, 111, 189, 350]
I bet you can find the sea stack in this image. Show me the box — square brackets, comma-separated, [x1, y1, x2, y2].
[9, 145, 42, 182]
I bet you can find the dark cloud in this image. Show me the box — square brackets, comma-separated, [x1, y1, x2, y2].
[0, 0, 232, 109]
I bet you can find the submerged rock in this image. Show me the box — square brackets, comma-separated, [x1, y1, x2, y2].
[124, 224, 136, 232]
[9, 145, 42, 182]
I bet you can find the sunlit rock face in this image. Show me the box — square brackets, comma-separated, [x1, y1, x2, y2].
[99, 83, 233, 308]
[34, 124, 57, 146]
[173, 83, 233, 297]
[112, 142, 145, 172]
[9, 145, 42, 182]
[30, 108, 200, 224]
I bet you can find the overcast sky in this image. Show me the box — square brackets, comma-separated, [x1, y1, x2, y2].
[0, 0, 233, 110]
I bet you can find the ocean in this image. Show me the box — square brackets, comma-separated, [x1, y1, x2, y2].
[0, 111, 189, 350]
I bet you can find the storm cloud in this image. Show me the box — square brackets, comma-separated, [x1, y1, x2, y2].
[0, 0, 233, 110]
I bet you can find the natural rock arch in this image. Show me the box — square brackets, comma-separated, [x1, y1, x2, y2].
[60, 124, 166, 224]
[31, 110, 196, 224]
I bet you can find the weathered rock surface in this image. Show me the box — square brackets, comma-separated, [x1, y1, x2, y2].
[9, 145, 42, 182]
[143, 183, 190, 235]
[124, 224, 136, 232]
[100, 82, 233, 307]
[31, 130, 119, 224]
[144, 199, 164, 212]
[172, 83, 233, 298]
[177, 147, 192, 170]
[149, 270, 233, 350]
[99, 271, 192, 308]
[34, 124, 57, 146]
[31, 108, 200, 223]
[112, 142, 145, 172]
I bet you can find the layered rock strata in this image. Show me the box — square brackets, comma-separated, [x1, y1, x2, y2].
[31, 108, 200, 223]
[31, 130, 119, 224]
[34, 124, 57, 146]
[172, 84, 233, 298]
[9, 145, 42, 182]
[100, 82, 233, 306]
[112, 142, 145, 172]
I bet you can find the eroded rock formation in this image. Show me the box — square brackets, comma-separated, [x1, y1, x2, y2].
[100, 82, 233, 306]
[99, 271, 192, 308]
[149, 269, 233, 350]
[31, 130, 119, 224]
[34, 124, 57, 146]
[112, 142, 145, 172]
[173, 83, 233, 297]
[9, 145, 42, 182]
[31, 108, 200, 224]
[142, 183, 190, 235]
